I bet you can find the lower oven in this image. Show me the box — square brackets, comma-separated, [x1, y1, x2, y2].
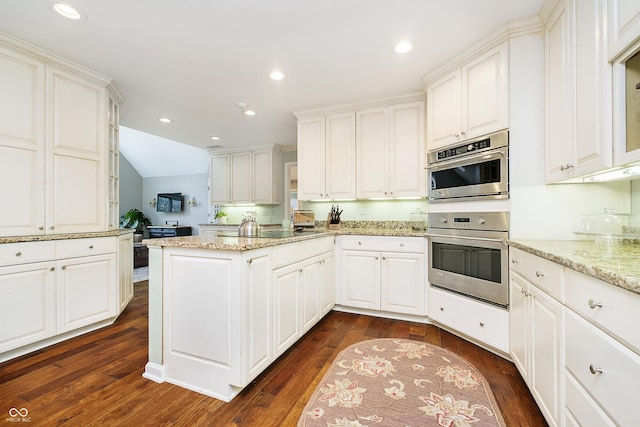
[427, 212, 509, 308]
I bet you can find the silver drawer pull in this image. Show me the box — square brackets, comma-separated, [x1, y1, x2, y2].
[15, 251, 22, 257]
[535, 271, 544, 278]
[247, 259, 253, 264]
[358, 241, 362, 245]
[589, 364, 603, 375]
[479, 322, 485, 327]
[588, 299, 603, 309]
[511, 258, 519, 264]
[399, 243, 404, 247]
[89, 245, 94, 249]
[440, 307, 444, 311]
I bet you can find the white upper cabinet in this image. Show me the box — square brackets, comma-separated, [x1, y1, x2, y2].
[297, 111, 356, 201]
[608, 0, 640, 59]
[612, 39, 640, 165]
[296, 93, 424, 201]
[544, 0, 612, 182]
[0, 44, 45, 237]
[356, 101, 425, 199]
[209, 145, 282, 205]
[426, 42, 509, 150]
[0, 37, 116, 237]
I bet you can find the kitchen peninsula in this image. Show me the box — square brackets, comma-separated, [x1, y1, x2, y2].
[141, 225, 429, 401]
[142, 231, 337, 401]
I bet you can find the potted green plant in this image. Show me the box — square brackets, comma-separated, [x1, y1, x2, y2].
[214, 211, 227, 224]
[120, 208, 152, 242]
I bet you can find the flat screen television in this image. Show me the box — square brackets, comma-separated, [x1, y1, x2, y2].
[156, 193, 183, 212]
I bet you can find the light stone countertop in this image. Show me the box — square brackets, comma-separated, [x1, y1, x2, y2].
[508, 239, 640, 296]
[143, 227, 427, 251]
[0, 228, 133, 244]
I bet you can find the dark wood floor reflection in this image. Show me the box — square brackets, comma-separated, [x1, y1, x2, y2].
[0, 281, 547, 426]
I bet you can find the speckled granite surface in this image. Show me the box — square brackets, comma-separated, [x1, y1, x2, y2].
[509, 239, 640, 296]
[0, 228, 133, 244]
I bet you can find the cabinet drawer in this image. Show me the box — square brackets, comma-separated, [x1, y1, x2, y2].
[565, 268, 640, 354]
[272, 237, 334, 270]
[57, 237, 117, 259]
[509, 247, 564, 300]
[340, 235, 425, 253]
[565, 371, 615, 427]
[428, 286, 509, 353]
[0, 241, 56, 266]
[565, 310, 640, 427]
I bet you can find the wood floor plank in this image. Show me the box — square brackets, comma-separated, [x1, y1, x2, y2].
[0, 281, 547, 426]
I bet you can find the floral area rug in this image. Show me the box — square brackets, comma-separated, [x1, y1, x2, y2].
[298, 338, 506, 427]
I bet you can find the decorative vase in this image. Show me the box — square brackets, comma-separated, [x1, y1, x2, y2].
[216, 217, 227, 224]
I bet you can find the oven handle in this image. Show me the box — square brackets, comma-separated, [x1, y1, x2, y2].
[428, 233, 507, 247]
[427, 149, 505, 171]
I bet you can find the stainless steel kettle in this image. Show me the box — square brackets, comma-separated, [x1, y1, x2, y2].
[238, 213, 260, 237]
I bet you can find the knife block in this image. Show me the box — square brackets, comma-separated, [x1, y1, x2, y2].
[327, 213, 340, 230]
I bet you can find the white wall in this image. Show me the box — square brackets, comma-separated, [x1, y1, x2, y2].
[119, 155, 143, 217]
[142, 173, 209, 235]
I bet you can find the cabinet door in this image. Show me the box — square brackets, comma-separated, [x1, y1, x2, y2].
[325, 112, 356, 199]
[118, 234, 133, 313]
[57, 253, 117, 333]
[0, 261, 56, 353]
[356, 107, 388, 198]
[0, 46, 45, 236]
[300, 257, 321, 334]
[319, 252, 335, 316]
[545, 1, 575, 182]
[252, 149, 281, 204]
[573, 0, 611, 176]
[230, 151, 252, 203]
[427, 69, 461, 150]
[462, 42, 509, 140]
[297, 116, 326, 200]
[210, 155, 230, 204]
[46, 66, 106, 234]
[272, 264, 300, 358]
[245, 250, 271, 382]
[380, 252, 425, 315]
[509, 272, 530, 380]
[388, 101, 425, 197]
[608, 0, 640, 58]
[530, 286, 564, 427]
[341, 250, 380, 310]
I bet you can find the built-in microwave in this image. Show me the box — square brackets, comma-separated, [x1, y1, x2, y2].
[426, 130, 509, 202]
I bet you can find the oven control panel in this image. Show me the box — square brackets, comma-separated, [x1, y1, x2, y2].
[428, 212, 509, 232]
[427, 130, 509, 164]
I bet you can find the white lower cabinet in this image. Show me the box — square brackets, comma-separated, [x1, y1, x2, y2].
[509, 271, 564, 427]
[428, 287, 509, 353]
[244, 249, 271, 381]
[57, 253, 117, 333]
[272, 239, 335, 359]
[338, 236, 426, 316]
[0, 261, 57, 353]
[118, 233, 134, 312]
[0, 237, 120, 360]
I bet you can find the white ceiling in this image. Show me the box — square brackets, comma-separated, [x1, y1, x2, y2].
[0, 0, 544, 152]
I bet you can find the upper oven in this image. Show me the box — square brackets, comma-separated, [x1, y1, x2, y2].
[427, 130, 509, 202]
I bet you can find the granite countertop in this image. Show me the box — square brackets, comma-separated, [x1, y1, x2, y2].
[143, 227, 427, 251]
[0, 228, 133, 244]
[508, 239, 640, 296]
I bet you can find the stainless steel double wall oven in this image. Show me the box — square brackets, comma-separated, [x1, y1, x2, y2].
[425, 131, 510, 308]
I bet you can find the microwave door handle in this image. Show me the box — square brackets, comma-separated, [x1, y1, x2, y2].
[428, 233, 507, 246]
[428, 150, 505, 171]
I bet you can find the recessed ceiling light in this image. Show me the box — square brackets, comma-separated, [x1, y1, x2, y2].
[244, 110, 256, 116]
[159, 117, 172, 123]
[53, 3, 83, 20]
[210, 136, 221, 140]
[395, 41, 413, 54]
[270, 71, 285, 80]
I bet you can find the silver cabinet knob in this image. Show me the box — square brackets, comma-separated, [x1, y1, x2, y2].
[38, 226, 44, 230]
[588, 299, 603, 309]
[50, 267, 55, 271]
[535, 271, 544, 278]
[247, 259, 253, 264]
[15, 252, 22, 257]
[589, 364, 603, 375]
[440, 307, 444, 311]
[49, 226, 55, 230]
[511, 258, 519, 264]
[89, 245, 94, 249]
[479, 322, 485, 327]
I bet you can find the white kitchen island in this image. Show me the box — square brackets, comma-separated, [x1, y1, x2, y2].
[142, 232, 335, 401]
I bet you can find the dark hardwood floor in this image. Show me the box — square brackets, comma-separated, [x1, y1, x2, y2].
[0, 281, 547, 426]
